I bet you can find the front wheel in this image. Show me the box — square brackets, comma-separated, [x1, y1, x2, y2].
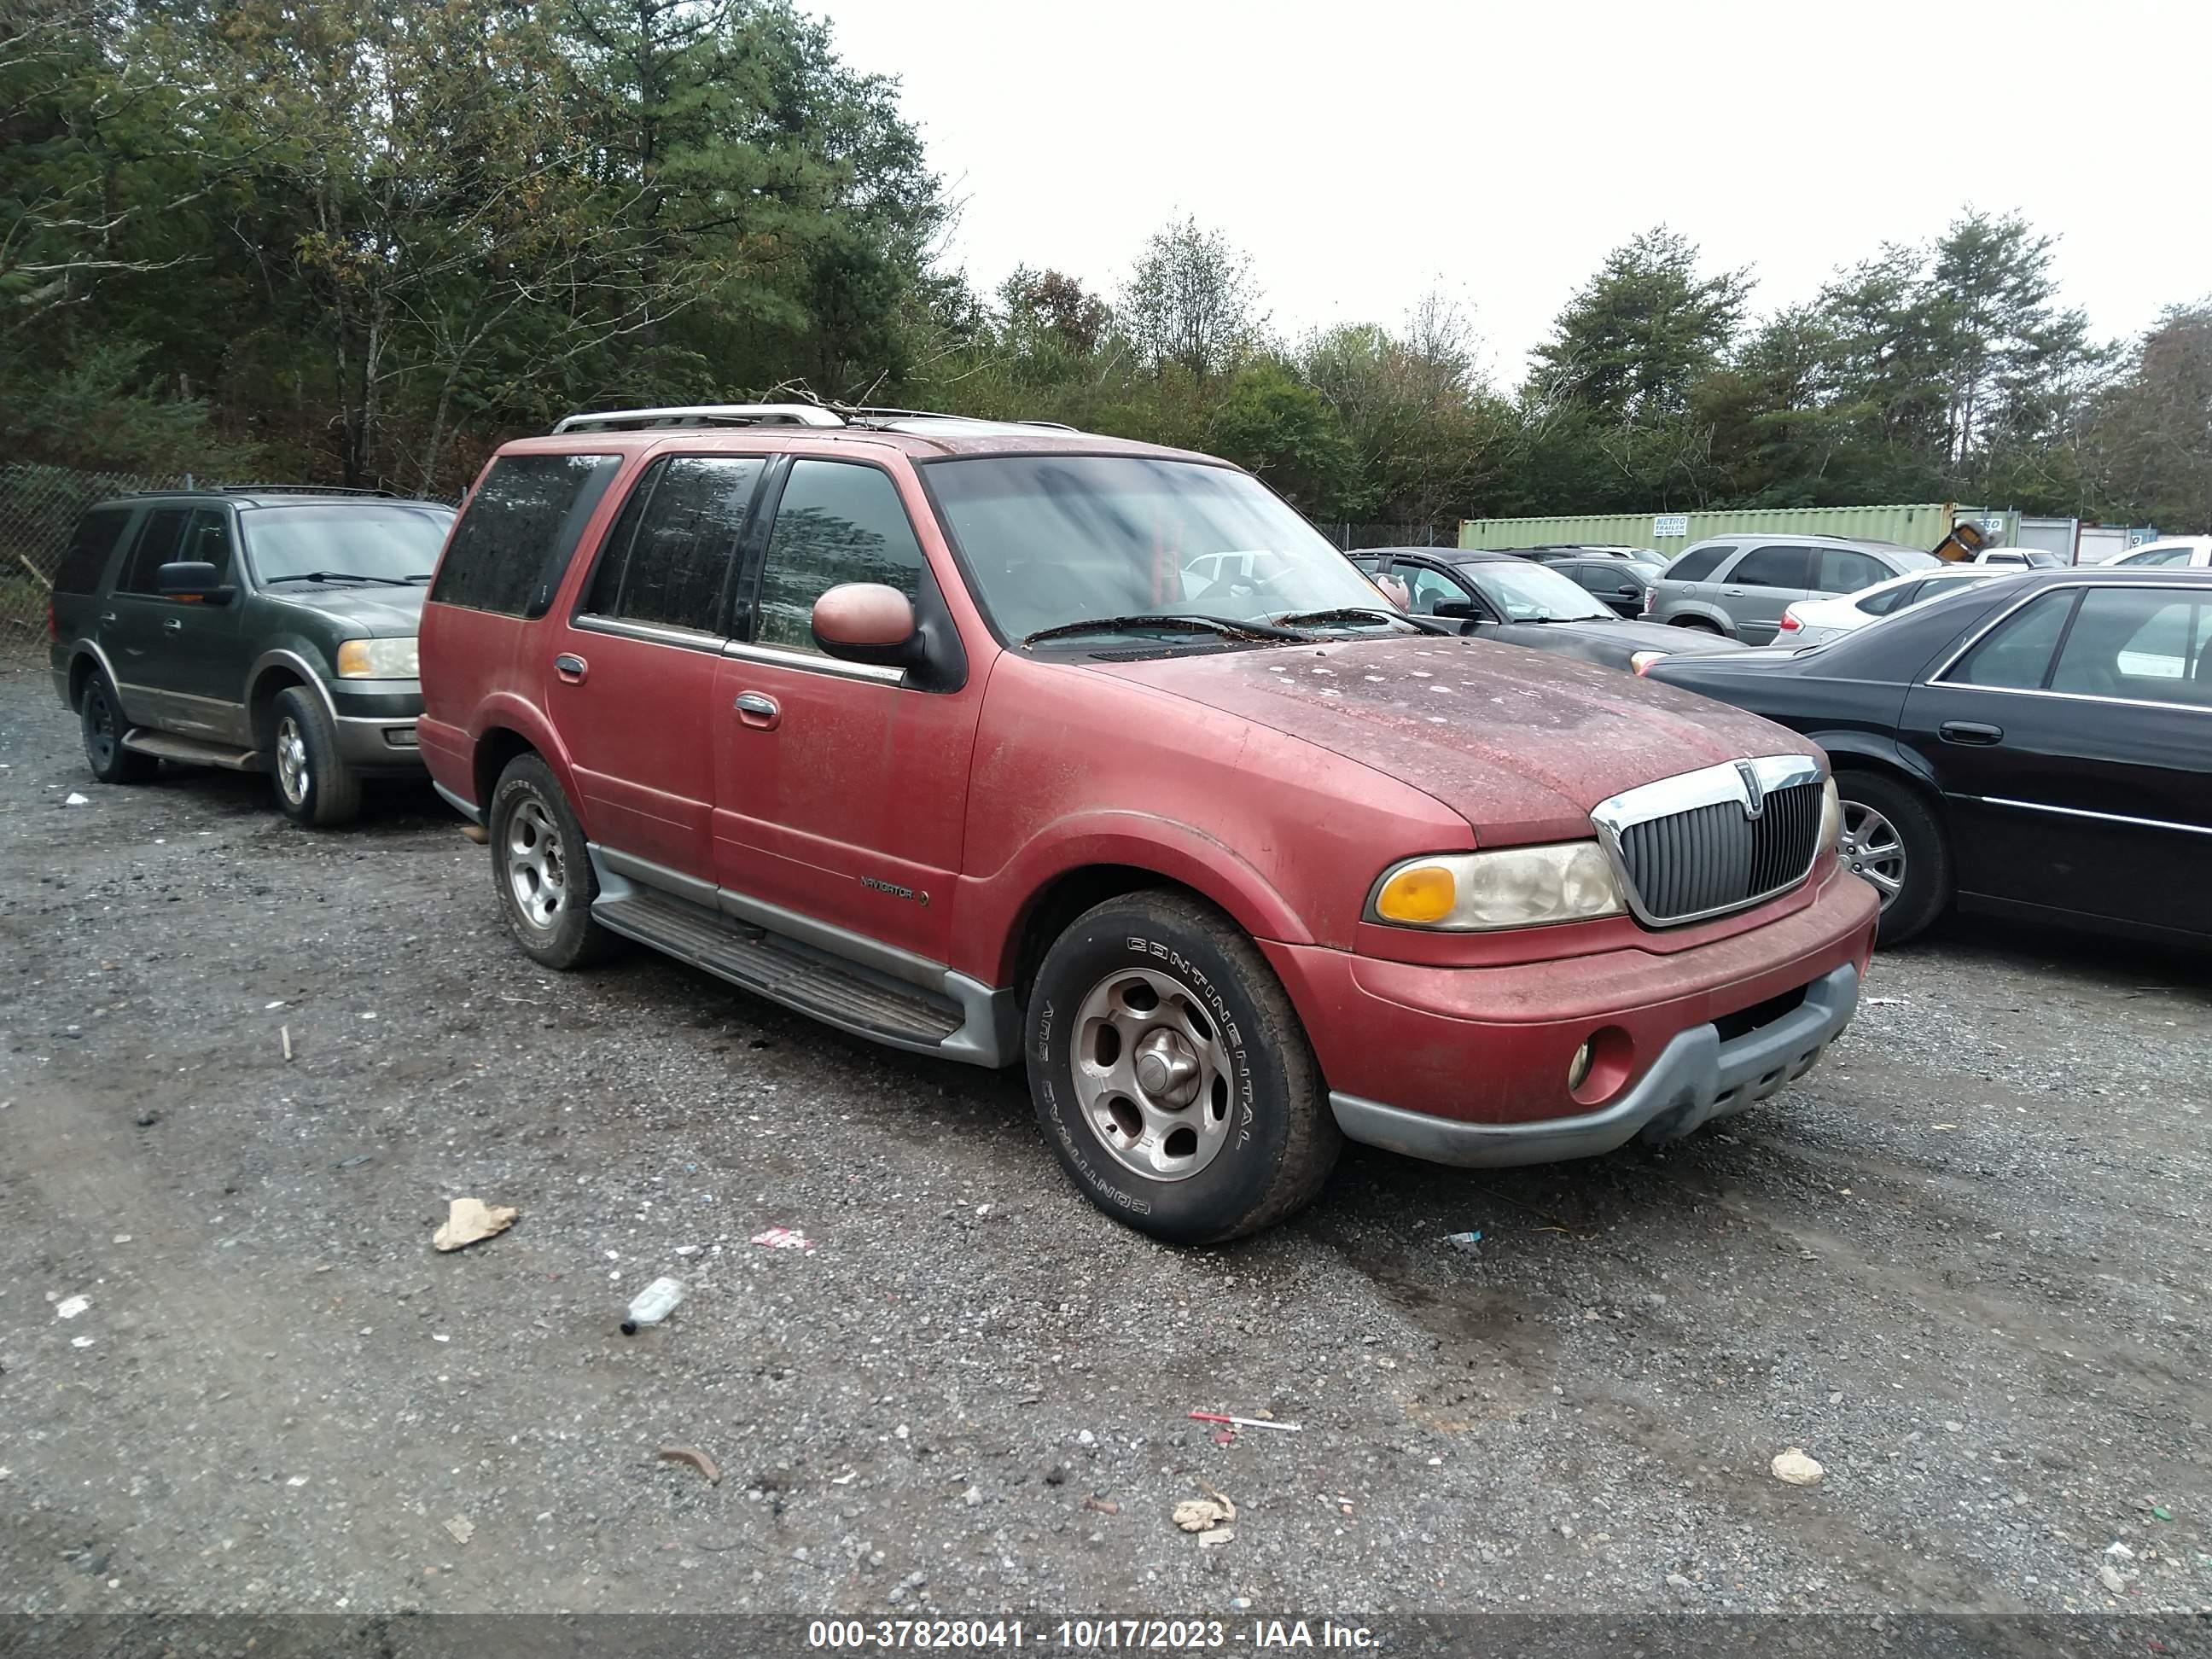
[1026, 891, 1341, 1243]
[271, 685, 361, 826]
[1837, 771, 1951, 946]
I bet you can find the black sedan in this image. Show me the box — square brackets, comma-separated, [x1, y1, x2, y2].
[1353, 549, 1737, 672]
[1642, 568, 2212, 947]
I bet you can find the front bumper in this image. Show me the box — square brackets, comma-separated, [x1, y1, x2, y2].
[1330, 961, 1860, 1167]
[329, 679, 424, 773]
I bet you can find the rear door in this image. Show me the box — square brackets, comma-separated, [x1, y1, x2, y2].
[710, 456, 984, 963]
[557, 453, 765, 885]
[1717, 544, 1815, 643]
[1901, 583, 2212, 935]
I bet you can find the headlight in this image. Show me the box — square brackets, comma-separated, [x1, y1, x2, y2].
[335, 636, 420, 678]
[1819, 777, 1842, 858]
[1368, 842, 1627, 931]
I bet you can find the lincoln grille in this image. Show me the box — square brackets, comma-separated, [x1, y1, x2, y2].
[1615, 778, 1824, 924]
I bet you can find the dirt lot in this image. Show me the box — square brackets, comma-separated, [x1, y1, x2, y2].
[3, 652, 2209, 1622]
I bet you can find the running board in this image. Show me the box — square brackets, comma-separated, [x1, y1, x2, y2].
[121, 729, 263, 771]
[592, 886, 969, 1051]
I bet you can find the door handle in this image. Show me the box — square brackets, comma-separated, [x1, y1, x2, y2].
[553, 653, 587, 684]
[1940, 720, 2003, 746]
[1723, 587, 1747, 596]
[162, 617, 183, 632]
[100, 611, 118, 625]
[733, 690, 781, 730]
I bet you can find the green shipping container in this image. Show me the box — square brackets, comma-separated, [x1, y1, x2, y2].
[1458, 504, 2009, 557]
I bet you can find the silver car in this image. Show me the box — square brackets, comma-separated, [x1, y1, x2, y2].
[1645, 534, 1940, 644]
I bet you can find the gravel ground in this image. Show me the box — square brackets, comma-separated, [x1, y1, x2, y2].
[3, 652, 2208, 1621]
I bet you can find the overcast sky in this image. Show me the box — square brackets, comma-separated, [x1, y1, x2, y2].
[813, 0, 2202, 388]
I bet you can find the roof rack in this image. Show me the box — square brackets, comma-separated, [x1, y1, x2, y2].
[551, 403, 844, 434]
[843, 405, 1081, 433]
[218, 483, 400, 498]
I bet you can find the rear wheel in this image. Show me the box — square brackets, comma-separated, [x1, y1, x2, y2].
[1674, 617, 1725, 634]
[1025, 890, 1340, 1243]
[80, 672, 157, 784]
[1837, 771, 1950, 946]
[487, 754, 616, 969]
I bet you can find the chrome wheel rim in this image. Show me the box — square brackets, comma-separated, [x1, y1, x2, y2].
[276, 715, 309, 805]
[505, 797, 568, 930]
[1839, 801, 1906, 908]
[1070, 966, 1235, 1183]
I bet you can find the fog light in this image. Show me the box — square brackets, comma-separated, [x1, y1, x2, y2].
[1567, 1039, 1594, 1092]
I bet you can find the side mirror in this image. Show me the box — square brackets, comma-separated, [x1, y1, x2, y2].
[156, 561, 234, 603]
[812, 582, 923, 669]
[1432, 600, 1481, 620]
[1616, 585, 1641, 597]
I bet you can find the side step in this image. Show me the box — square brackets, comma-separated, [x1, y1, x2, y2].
[592, 887, 966, 1049]
[121, 729, 263, 771]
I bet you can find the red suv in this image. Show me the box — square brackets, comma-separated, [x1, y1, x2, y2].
[417, 405, 1878, 1242]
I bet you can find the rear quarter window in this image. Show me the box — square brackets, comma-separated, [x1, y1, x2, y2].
[431, 452, 622, 618]
[53, 506, 133, 594]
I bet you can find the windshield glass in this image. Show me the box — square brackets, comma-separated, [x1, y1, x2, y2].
[1456, 559, 1614, 621]
[243, 504, 453, 584]
[923, 456, 1393, 643]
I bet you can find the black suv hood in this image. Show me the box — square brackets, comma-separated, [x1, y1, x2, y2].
[265, 585, 425, 637]
[1484, 614, 1742, 669]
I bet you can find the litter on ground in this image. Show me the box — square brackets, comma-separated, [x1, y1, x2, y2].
[750, 1227, 813, 1252]
[432, 1197, 519, 1253]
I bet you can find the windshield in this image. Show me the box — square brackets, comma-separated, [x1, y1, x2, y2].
[923, 456, 1394, 644]
[1456, 559, 1615, 622]
[243, 504, 453, 584]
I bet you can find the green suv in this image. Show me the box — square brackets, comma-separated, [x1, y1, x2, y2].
[47, 486, 453, 825]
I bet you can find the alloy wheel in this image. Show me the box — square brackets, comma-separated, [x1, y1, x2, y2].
[505, 797, 568, 930]
[1839, 800, 1906, 908]
[1070, 966, 1236, 1182]
[275, 715, 310, 806]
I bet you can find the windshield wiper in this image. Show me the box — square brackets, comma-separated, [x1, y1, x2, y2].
[265, 571, 416, 588]
[1269, 606, 1446, 635]
[404, 573, 435, 584]
[1023, 613, 1310, 647]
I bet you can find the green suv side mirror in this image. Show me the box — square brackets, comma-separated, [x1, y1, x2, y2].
[156, 562, 236, 604]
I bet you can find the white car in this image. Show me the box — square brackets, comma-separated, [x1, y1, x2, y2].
[2107, 535, 2212, 570]
[1776, 565, 2006, 647]
[1969, 548, 2066, 568]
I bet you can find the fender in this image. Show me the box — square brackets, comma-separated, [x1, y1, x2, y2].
[1807, 729, 1940, 790]
[469, 690, 588, 828]
[62, 638, 122, 711]
[957, 810, 1314, 989]
[245, 644, 343, 729]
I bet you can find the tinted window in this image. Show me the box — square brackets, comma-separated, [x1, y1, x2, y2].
[581, 457, 760, 634]
[1859, 582, 1917, 615]
[1948, 590, 2075, 690]
[1665, 544, 1732, 583]
[119, 506, 191, 593]
[1814, 548, 1888, 594]
[54, 506, 132, 594]
[1730, 546, 1814, 589]
[432, 453, 622, 618]
[2052, 588, 2212, 702]
[754, 461, 927, 651]
[178, 508, 234, 583]
[1400, 564, 1472, 615]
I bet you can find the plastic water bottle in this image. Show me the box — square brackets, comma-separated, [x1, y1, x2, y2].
[621, 1276, 685, 1335]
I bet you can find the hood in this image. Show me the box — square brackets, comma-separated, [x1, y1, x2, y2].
[1489, 614, 1743, 665]
[266, 584, 426, 636]
[1078, 633, 1818, 844]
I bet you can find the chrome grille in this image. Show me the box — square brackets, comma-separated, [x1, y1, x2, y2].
[1592, 757, 1827, 927]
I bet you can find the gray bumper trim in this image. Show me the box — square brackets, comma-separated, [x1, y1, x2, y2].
[434, 782, 482, 824]
[1330, 961, 1860, 1169]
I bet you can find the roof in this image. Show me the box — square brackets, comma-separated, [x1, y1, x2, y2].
[526, 402, 1221, 464]
[98, 486, 450, 511]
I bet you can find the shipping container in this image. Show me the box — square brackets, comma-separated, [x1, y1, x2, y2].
[1458, 504, 2005, 557]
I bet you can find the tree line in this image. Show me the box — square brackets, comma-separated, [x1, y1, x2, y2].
[5, 1, 2208, 536]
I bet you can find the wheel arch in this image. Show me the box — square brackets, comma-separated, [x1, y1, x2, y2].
[245, 649, 335, 749]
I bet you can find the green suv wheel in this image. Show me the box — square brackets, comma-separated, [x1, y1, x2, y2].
[81, 672, 158, 785]
[271, 685, 363, 827]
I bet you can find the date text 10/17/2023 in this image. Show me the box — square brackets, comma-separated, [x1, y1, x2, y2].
[806, 1620, 1380, 1650]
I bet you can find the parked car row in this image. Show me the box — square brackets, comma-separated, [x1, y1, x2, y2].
[49, 409, 1884, 1243]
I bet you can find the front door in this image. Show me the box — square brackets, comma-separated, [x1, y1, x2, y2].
[710, 456, 984, 963]
[1901, 582, 2212, 935]
[1717, 544, 1816, 643]
[102, 504, 247, 742]
[553, 454, 765, 885]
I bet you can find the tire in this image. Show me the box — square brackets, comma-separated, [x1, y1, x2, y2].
[1837, 771, 1951, 946]
[486, 753, 617, 970]
[80, 672, 157, 784]
[1025, 890, 1341, 1243]
[270, 684, 361, 827]
[1674, 617, 1725, 634]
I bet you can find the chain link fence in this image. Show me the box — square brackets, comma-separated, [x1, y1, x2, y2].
[1312, 521, 1455, 551]
[0, 463, 182, 647]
